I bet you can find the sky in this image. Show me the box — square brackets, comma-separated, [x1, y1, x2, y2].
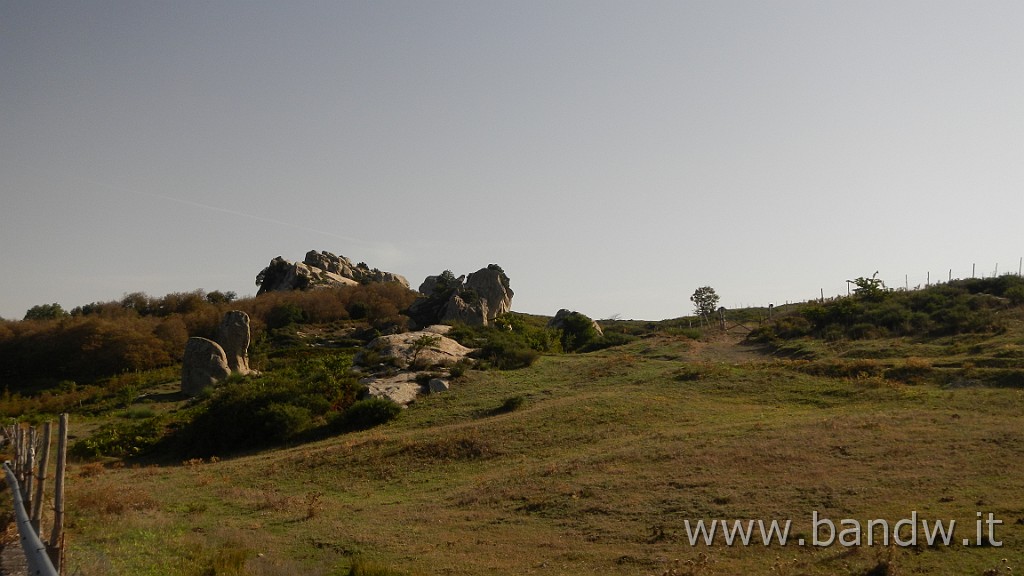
[2, 1, 1022, 321]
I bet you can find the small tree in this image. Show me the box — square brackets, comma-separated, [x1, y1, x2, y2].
[850, 272, 888, 301]
[690, 286, 720, 325]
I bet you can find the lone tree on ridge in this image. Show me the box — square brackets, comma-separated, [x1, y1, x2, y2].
[690, 286, 720, 325]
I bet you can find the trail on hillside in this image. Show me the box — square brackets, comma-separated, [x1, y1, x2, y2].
[683, 330, 770, 364]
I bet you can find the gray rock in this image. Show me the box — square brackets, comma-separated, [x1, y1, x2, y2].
[362, 330, 473, 370]
[181, 337, 231, 395]
[217, 310, 252, 375]
[441, 291, 489, 326]
[428, 378, 449, 393]
[465, 266, 513, 320]
[363, 373, 422, 406]
[256, 251, 409, 294]
[407, 264, 513, 328]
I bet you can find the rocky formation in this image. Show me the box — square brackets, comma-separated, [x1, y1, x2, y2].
[360, 327, 473, 370]
[256, 250, 409, 295]
[354, 325, 468, 406]
[181, 337, 231, 395]
[217, 310, 252, 374]
[407, 265, 513, 328]
[359, 373, 423, 406]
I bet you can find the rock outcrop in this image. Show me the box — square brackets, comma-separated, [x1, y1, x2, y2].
[181, 337, 231, 395]
[217, 310, 252, 374]
[465, 266, 513, 319]
[407, 265, 513, 328]
[256, 250, 409, 294]
[360, 328, 473, 370]
[359, 373, 423, 406]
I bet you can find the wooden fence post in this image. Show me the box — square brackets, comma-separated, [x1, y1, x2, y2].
[48, 413, 68, 574]
[31, 421, 53, 535]
[25, 427, 37, 511]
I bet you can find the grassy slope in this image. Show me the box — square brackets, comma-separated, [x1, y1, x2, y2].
[52, 322, 1024, 576]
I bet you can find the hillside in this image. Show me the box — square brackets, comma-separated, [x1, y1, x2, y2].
[3, 277, 1024, 575]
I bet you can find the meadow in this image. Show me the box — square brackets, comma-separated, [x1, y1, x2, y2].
[3, 278, 1024, 575]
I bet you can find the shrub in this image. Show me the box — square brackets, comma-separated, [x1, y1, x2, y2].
[71, 417, 164, 459]
[1007, 285, 1024, 306]
[474, 337, 539, 370]
[448, 323, 543, 370]
[266, 302, 307, 330]
[332, 397, 401, 432]
[579, 332, 638, 352]
[492, 395, 525, 414]
[554, 311, 602, 352]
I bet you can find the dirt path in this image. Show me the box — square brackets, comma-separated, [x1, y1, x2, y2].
[0, 522, 26, 576]
[683, 331, 771, 364]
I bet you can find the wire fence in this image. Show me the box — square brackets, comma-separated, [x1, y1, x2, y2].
[2, 414, 68, 576]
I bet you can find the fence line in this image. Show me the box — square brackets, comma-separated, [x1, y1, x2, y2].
[3, 461, 59, 576]
[2, 414, 68, 576]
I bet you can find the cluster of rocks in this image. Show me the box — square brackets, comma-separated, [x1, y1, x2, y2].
[255, 250, 409, 295]
[356, 325, 473, 406]
[407, 265, 513, 328]
[181, 310, 255, 395]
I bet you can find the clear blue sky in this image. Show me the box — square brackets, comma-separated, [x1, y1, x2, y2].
[2, 1, 1022, 321]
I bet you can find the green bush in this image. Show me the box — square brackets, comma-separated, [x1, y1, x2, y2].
[492, 395, 525, 414]
[448, 322, 544, 370]
[579, 332, 638, 352]
[266, 302, 307, 330]
[555, 311, 601, 352]
[1007, 285, 1024, 306]
[168, 353, 362, 457]
[72, 417, 164, 459]
[332, 397, 401, 432]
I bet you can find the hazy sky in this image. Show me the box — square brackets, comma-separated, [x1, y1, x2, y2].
[2, 1, 1022, 321]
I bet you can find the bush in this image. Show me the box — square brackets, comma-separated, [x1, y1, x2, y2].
[579, 332, 637, 352]
[492, 395, 525, 414]
[72, 418, 164, 459]
[332, 397, 401, 432]
[554, 310, 602, 352]
[168, 353, 362, 457]
[266, 302, 307, 330]
[448, 323, 544, 370]
[474, 336, 539, 370]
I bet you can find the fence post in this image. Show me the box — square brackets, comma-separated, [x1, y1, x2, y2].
[25, 427, 37, 512]
[31, 421, 53, 535]
[48, 413, 68, 574]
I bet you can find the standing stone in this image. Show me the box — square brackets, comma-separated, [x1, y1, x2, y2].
[217, 310, 252, 374]
[465, 266, 513, 321]
[181, 337, 231, 395]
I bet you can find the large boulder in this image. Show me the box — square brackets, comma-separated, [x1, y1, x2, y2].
[181, 337, 231, 396]
[217, 310, 252, 375]
[361, 328, 473, 370]
[465, 266, 513, 319]
[255, 250, 409, 294]
[407, 265, 513, 328]
[360, 373, 423, 406]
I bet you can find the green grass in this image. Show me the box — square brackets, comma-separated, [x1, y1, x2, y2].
[44, 327, 1024, 575]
